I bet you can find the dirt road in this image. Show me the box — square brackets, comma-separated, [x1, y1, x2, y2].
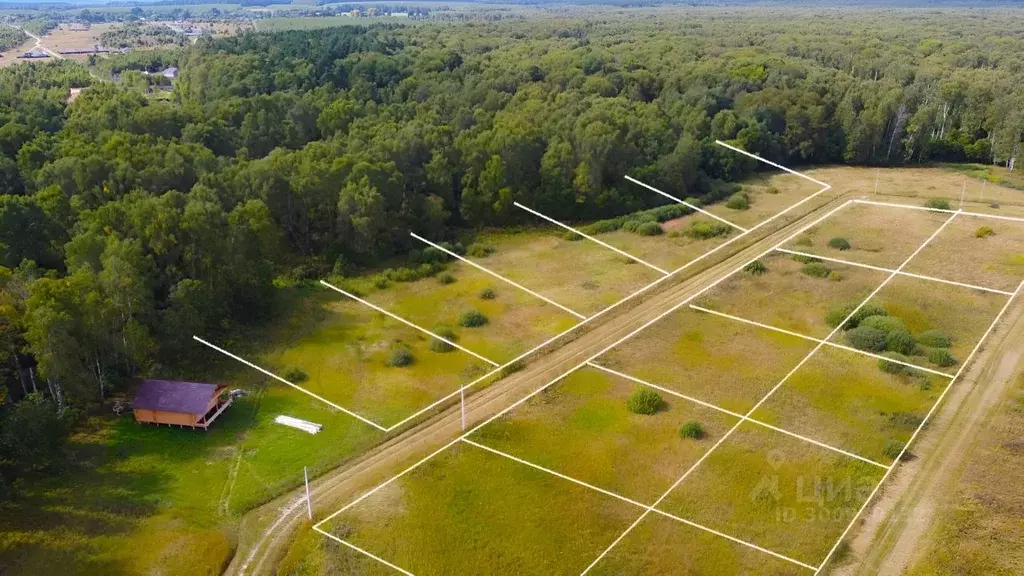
[834, 290, 1024, 575]
[226, 191, 850, 576]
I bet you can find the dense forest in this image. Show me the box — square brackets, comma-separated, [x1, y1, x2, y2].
[1, 7, 1023, 495]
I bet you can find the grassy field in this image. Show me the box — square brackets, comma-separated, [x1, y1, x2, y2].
[905, 374, 1024, 575]
[695, 251, 890, 338]
[658, 422, 886, 567]
[469, 367, 735, 503]
[594, 307, 816, 414]
[904, 213, 1024, 292]
[319, 443, 640, 574]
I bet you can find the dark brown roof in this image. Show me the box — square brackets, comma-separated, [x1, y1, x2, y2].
[133, 380, 220, 414]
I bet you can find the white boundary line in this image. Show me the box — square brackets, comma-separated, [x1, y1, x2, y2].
[624, 175, 749, 232]
[513, 201, 670, 275]
[312, 149, 838, 569]
[461, 437, 818, 572]
[312, 525, 415, 576]
[582, 210, 961, 574]
[408, 232, 587, 320]
[813, 277, 1024, 574]
[688, 305, 957, 379]
[587, 362, 890, 469]
[318, 280, 500, 367]
[192, 336, 389, 432]
[774, 248, 1015, 296]
[853, 198, 1024, 224]
[715, 140, 831, 188]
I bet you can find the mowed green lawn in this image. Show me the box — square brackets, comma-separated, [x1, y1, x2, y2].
[594, 307, 816, 414]
[469, 367, 736, 503]
[659, 422, 886, 567]
[320, 443, 640, 574]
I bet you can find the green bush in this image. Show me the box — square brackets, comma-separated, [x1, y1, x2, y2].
[828, 271, 844, 282]
[500, 359, 526, 377]
[877, 352, 913, 375]
[743, 260, 767, 275]
[828, 237, 852, 251]
[429, 328, 457, 353]
[975, 225, 995, 238]
[725, 192, 750, 210]
[826, 303, 888, 329]
[791, 253, 821, 264]
[373, 275, 390, 289]
[388, 346, 415, 367]
[459, 310, 489, 328]
[466, 243, 496, 257]
[479, 288, 496, 300]
[860, 316, 916, 354]
[626, 387, 665, 415]
[564, 231, 583, 241]
[990, 203, 1000, 209]
[684, 196, 703, 207]
[679, 220, 732, 239]
[283, 367, 308, 383]
[437, 272, 456, 284]
[802, 262, 832, 278]
[924, 197, 952, 210]
[927, 348, 957, 367]
[765, 186, 780, 195]
[679, 421, 705, 439]
[635, 221, 663, 236]
[883, 439, 906, 461]
[846, 326, 888, 352]
[917, 330, 951, 348]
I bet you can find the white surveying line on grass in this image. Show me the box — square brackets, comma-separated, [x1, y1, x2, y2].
[409, 232, 586, 320]
[774, 248, 1016, 296]
[715, 140, 831, 188]
[853, 198, 1024, 224]
[275, 415, 323, 435]
[193, 336, 388, 432]
[813, 278, 1024, 575]
[624, 175, 748, 232]
[319, 280, 500, 368]
[513, 201, 671, 275]
[687, 305, 956, 379]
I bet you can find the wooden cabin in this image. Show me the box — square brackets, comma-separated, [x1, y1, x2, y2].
[132, 379, 232, 430]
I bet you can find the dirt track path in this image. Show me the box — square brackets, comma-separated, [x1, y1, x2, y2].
[225, 192, 852, 576]
[835, 292, 1024, 575]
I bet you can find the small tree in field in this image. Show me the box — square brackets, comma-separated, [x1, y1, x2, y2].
[828, 237, 851, 251]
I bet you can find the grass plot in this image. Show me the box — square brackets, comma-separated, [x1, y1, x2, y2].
[598, 217, 738, 272]
[594, 308, 815, 414]
[782, 202, 948, 269]
[319, 443, 638, 575]
[752, 346, 948, 464]
[904, 214, 1024, 292]
[362, 258, 579, 363]
[703, 172, 824, 230]
[473, 228, 664, 316]
[469, 367, 736, 503]
[659, 422, 886, 566]
[589, 513, 804, 576]
[267, 291, 491, 427]
[695, 251, 889, 338]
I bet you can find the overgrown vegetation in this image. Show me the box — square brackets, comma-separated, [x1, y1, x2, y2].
[828, 237, 852, 251]
[626, 387, 665, 415]
[743, 260, 767, 275]
[458, 310, 488, 328]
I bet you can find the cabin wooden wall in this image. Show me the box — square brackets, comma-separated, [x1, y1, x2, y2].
[133, 408, 199, 426]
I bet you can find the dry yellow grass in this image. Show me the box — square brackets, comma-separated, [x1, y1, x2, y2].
[904, 213, 1024, 292]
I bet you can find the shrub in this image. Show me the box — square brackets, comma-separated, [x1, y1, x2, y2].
[924, 198, 952, 210]
[828, 271, 844, 282]
[429, 328, 457, 353]
[826, 303, 888, 329]
[791, 253, 821, 264]
[846, 326, 888, 352]
[626, 387, 665, 415]
[828, 237, 852, 251]
[479, 288, 496, 300]
[679, 421, 705, 440]
[466, 243, 495, 257]
[725, 192, 750, 210]
[889, 412, 924, 430]
[283, 367, 308, 383]
[684, 196, 703, 207]
[765, 186, 780, 195]
[975, 226, 995, 238]
[635, 221, 663, 236]
[500, 359, 526, 377]
[373, 275, 390, 289]
[437, 272, 456, 285]
[917, 330, 951, 348]
[990, 203, 1000, 209]
[860, 316, 916, 354]
[927, 348, 957, 367]
[388, 346, 414, 367]
[878, 352, 913, 375]
[802, 262, 832, 278]
[679, 220, 732, 239]
[743, 260, 767, 275]
[564, 231, 583, 241]
[883, 439, 906, 461]
[421, 246, 448, 263]
[794, 235, 813, 247]
[459, 310, 488, 327]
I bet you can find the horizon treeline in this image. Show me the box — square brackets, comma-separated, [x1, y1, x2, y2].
[0, 8, 1022, 485]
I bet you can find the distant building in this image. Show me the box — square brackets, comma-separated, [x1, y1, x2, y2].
[160, 66, 179, 80]
[351, 9, 361, 17]
[59, 45, 110, 55]
[132, 379, 232, 430]
[391, 12, 409, 17]
[19, 49, 49, 59]
[367, 7, 378, 17]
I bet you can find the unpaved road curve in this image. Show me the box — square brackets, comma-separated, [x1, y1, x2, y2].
[229, 193, 850, 576]
[834, 294, 1024, 575]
